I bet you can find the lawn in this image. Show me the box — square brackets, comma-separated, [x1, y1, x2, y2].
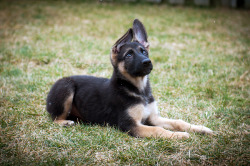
[0, 0, 249, 165]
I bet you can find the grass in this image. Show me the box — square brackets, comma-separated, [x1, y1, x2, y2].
[0, 0, 249, 165]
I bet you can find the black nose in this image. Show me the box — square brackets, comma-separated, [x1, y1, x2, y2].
[142, 58, 152, 66]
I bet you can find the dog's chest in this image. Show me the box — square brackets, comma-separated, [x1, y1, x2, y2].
[141, 102, 157, 122]
[142, 105, 151, 121]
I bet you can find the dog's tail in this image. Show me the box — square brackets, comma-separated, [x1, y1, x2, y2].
[46, 77, 75, 124]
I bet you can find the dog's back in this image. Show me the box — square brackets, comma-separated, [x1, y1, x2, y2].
[46, 75, 140, 132]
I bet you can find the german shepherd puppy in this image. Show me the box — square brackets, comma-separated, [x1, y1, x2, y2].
[46, 19, 213, 139]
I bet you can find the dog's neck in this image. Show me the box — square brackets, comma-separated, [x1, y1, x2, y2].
[111, 68, 148, 92]
[124, 75, 148, 92]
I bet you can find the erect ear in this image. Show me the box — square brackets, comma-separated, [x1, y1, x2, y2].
[133, 19, 149, 50]
[112, 28, 133, 53]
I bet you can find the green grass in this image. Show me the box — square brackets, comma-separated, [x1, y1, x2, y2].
[0, 0, 249, 165]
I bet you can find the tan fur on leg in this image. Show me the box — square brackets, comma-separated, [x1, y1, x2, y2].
[128, 104, 189, 139]
[151, 118, 213, 135]
[54, 93, 74, 126]
[133, 124, 189, 139]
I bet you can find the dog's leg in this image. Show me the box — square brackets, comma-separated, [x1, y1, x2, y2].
[147, 102, 213, 135]
[132, 124, 190, 139]
[47, 77, 76, 126]
[127, 104, 189, 139]
[53, 93, 75, 126]
[150, 117, 213, 135]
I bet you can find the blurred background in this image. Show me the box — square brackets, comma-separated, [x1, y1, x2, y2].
[100, 0, 250, 8]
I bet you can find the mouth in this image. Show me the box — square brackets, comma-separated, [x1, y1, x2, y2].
[144, 67, 153, 75]
[145, 63, 153, 73]
[134, 66, 153, 76]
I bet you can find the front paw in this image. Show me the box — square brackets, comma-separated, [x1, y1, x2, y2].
[197, 125, 214, 135]
[171, 132, 190, 139]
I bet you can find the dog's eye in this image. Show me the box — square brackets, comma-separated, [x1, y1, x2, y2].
[141, 50, 147, 55]
[125, 54, 132, 58]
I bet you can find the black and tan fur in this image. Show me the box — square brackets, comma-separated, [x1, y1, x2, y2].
[46, 19, 213, 139]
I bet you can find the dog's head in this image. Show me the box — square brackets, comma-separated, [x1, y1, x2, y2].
[111, 19, 153, 77]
